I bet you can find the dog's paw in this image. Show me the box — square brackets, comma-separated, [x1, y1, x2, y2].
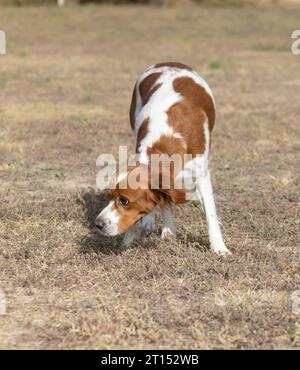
[121, 231, 141, 248]
[120, 238, 131, 249]
[211, 244, 232, 256]
[161, 227, 177, 240]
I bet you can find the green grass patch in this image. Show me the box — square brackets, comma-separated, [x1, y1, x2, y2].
[82, 94, 93, 103]
[72, 115, 94, 126]
[41, 164, 56, 171]
[210, 57, 221, 69]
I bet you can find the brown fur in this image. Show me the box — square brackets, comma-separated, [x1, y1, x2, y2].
[147, 136, 187, 204]
[147, 134, 186, 159]
[172, 76, 215, 132]
[105, 154, 186, 233]
[154, 61, 193, 71]
[139, 72, 162, 106]
[166, 76, 215, 156]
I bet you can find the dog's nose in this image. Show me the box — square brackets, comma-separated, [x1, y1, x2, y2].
[95, 219, 106, 231]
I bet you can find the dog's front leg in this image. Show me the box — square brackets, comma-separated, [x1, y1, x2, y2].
[196, 170, 231, 255]
[140, 211, 156, 236]
[160, 203, 176, 239]
[121, 212, 156, 248]
[121, 222, 142, 248]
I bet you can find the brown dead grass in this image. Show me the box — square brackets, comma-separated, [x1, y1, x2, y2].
[0, 4, 299, 349]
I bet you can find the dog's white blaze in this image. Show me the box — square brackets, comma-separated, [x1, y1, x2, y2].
[98, 200, 120, 235]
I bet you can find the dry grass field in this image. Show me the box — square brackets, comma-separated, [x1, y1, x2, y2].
[0, 4, 299, 349]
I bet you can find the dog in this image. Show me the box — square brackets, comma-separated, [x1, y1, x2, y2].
[95, 62, 231, 255]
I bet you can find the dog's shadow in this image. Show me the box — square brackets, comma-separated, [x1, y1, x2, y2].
[77, 188, 123, 255]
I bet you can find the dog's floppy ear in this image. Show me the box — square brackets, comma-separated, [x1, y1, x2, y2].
[151, 187, 186, 205]
[148, 161, 186, 205]
[147, 188, 165, 207]
[164, 187, 186, 204]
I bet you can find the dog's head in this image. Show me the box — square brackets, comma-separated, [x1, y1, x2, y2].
[95, 162, 186, 236]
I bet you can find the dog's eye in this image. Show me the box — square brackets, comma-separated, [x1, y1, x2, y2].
[119, 197, 129, 206]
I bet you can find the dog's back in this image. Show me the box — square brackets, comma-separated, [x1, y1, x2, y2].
[130, 62, 216, 164]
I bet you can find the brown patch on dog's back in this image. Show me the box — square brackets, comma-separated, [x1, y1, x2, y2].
[155, 62, 193, 71]
[139, 72, 162, 106]
[166, 76, 215, 156]
[147, 134, 186, 159]
[173, 76, 215, 131]
[167, 103, 207, 156]
[136, 118, 149, 153]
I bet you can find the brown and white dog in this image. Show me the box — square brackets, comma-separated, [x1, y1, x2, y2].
[95, 62, 231, 255]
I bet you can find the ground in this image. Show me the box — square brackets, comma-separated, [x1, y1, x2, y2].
[0, 4, 299, 349]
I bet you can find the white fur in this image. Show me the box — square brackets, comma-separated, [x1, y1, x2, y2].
[195, 122, 231, 255]
[161, 203, 176, 239]
[196, 172, 230, 255]
[97, 201, 119, 236]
